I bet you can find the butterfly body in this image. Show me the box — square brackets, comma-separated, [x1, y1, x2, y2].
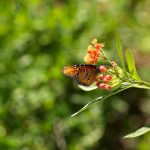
[62, 65, 100, 86]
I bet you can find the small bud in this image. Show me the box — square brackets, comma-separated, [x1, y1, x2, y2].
[99, 65, 107, 72]
[103, 77, 110, 83]
[91, 38, 97, 45]
[99, 74, 105, 80]
[111, 61, 117, 67]
[99, 83, 105, 89]
[87, 45, 93, 52]
[105, 74, 112, 81]
[105, 84, 111, 90]
[88, 45, 92, 49]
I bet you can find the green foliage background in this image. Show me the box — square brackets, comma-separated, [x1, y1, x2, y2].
[0, 0, 150, 149]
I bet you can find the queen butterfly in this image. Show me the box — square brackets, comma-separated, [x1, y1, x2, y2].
[62, 65, 100, 86]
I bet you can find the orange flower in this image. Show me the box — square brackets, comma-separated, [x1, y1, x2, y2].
[84, 39, 105, 64]
[84, 53, 92, 64]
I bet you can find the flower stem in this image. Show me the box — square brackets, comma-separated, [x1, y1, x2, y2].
[132, 81, 150, 90]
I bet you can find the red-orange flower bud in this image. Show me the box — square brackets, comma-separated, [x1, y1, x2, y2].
[105, 84, 111, 90]
[99, 66, 107, 72]
[99, 74, 105, 80]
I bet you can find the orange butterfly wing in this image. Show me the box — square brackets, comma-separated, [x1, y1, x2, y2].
[63, 65, 100, 86]
[75, 65, 99, 86]
[62, 65, 79, 78]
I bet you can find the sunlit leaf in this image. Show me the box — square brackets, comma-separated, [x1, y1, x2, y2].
[115, 31, 127, 76]
[123, 126, 150, 139]
[125, 49, 141, 81]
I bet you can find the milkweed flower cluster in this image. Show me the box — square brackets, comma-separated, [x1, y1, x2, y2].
[84, 39, 105, 64]
[84, 38, 118, 90]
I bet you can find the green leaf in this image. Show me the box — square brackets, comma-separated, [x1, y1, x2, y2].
[123, 126, 150, 139]
[115, 31, 127, 75]
[78, 84, 98, 91]
[71, 84, 132, 117]
[125, 49, 141, 81]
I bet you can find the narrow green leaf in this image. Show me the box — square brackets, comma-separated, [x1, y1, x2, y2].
[123, 126, 150, 139]
[71, 84, 132, 117]
[125, 49, 141, 81]
[115, 31, 127, 75]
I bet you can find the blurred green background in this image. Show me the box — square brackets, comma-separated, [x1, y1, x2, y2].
[0, 0, 150, 150]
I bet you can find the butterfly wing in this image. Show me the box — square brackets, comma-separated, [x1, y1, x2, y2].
[62, 65, 79, 78]
[75, 65, 99, 86]
[63, 65, 100, 86]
